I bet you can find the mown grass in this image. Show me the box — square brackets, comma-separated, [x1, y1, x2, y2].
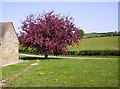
[4, 57, 118, 87]
[2, 60, 35, 80]
[68, 36, 119, 51]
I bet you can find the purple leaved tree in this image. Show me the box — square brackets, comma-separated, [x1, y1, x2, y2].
[19, 11, 81, 58]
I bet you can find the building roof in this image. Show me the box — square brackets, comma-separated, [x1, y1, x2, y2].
[0, 22, 18, 43]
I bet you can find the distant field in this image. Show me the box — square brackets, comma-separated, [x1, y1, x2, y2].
[84, 33, 104, 38]
[68, 36, 119, 51]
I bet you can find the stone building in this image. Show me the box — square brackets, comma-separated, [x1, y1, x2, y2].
[0, 22, 19, 66]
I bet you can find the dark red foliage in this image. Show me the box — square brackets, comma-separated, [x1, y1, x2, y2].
[19, 11, 81, 56]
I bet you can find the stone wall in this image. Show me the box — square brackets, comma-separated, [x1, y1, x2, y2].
[0, 23, 19, 66]
[0, 41, 2, 66]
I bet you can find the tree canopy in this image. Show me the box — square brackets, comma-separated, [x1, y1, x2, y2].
[19, 11, 81, 58]
[79, 29, 84, 38]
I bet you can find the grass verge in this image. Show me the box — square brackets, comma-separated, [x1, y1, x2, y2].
[2, 60, 35, 80]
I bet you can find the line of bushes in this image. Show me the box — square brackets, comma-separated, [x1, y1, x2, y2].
[19, 47, 37, 55]
[66, 50, 120, 56]
[19, 47, 120, 56]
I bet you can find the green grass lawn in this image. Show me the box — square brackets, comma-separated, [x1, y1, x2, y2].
[2, 57, 118, 87]
[68, 36, 119, 51]
[1, 60, 35, 80]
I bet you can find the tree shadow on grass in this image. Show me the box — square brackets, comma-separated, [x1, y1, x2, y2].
[20, 56, 62, 60]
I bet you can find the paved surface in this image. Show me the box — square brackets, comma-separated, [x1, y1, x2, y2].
[1, 60, 26, 67]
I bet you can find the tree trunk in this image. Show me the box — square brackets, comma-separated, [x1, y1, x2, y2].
[45, 55, 48, 59]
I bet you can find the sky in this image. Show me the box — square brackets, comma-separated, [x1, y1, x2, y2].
[1, 1, 118, 33]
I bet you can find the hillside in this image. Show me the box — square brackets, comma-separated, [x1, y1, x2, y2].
[83, 33, 104, 38]
[68, 36, 119, 51]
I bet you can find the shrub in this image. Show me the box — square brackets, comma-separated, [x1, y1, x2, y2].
[66, 50, 120, 56]
[19, 46, 119, 56]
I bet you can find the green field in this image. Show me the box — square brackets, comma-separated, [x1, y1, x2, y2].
[2, 57, 118, 87]
[68, 36, 119, 51]
[83, 33, 104, 38]
[1, 61, 35, 80]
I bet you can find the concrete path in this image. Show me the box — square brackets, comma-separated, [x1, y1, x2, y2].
[1, 60, 26, 67]
[20, 54, 118, 60]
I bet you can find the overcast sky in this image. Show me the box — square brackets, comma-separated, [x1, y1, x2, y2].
[1, 1, 118, 33]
